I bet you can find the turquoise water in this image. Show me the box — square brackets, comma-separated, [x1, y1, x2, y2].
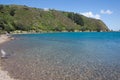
[0, 32, 120, 80]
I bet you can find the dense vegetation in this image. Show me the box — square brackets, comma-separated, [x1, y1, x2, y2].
[0, 4, 109, 33]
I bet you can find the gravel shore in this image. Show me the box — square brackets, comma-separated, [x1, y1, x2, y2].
[0, 34, 18, 80]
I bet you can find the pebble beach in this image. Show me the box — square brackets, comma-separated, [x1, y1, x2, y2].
[0, 34, 17, 80]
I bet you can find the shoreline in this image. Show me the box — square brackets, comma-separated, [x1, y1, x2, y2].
[0, 34, 18, 80]
[0, 34, 13, 44]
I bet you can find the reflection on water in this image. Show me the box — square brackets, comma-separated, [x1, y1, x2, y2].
[0, 32, 120, 80]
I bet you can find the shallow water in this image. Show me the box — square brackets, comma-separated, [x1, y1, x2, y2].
[0, 32, 120, 80]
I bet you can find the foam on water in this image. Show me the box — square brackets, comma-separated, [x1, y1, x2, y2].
[0, 32, 120, 80]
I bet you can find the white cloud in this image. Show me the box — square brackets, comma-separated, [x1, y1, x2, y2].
[81, 12, 100, 19]
[100, 10, 113, 14]
[43, 8, 49, 11]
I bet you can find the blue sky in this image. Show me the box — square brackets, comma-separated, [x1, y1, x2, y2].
[0, 0, 119, 31]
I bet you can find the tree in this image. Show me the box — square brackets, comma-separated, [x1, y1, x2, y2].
[10, 8, 16, 16]
[4, 22, 15, 32]
[0, 5, 4, 10]
[68, 13, 84, 26]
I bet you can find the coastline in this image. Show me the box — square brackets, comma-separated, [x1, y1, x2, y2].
[0, 34, 18, 80]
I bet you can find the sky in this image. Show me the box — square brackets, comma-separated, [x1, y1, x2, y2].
[0, 0, 120, 31]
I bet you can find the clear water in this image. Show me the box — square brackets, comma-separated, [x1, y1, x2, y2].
[0, 32, 120, 80]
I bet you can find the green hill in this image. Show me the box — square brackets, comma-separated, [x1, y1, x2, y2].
[0, 4, 109, 33]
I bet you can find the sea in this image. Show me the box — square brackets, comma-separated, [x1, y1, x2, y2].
[0, 32, 120, 80]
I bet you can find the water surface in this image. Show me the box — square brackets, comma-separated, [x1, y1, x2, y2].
[0, 32, 120, 80]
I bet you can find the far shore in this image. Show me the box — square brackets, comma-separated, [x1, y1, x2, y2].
[0, 34, 18, 80]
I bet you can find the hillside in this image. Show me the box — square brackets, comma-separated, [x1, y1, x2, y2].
[0, 4, 109, 33]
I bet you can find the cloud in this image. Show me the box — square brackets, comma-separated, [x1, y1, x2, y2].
[100, 10, 113, 14]
[43, 8, 49, 11]
[81, 12, 100, 19]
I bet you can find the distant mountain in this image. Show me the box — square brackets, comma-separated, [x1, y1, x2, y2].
[0, 4, 109, 33]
